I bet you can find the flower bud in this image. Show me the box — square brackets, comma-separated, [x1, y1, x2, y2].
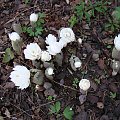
[79, 79, 90, 91]
[30, 13, 38, 22]
[9, 32, 20, 41]
[41, 51, 51, 62]
[45, 67, 53, 76]
[8, 32, 22, 54]
[78, 38, 82, 44]
[74, 61, 82, 68]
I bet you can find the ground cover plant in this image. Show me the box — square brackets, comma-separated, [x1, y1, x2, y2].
[1, 0, 120, 120]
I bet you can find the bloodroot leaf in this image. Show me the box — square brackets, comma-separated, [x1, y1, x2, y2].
[55, 52, 63, 66]
[63, 106, 74, 120]
[3, 48, 14, 63]
[33, 71, 44, 85]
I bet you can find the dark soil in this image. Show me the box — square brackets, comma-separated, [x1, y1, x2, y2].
[0, 0, 120, 120]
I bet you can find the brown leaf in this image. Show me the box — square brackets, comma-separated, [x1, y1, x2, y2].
[4, 108, 10, 118]
[90, 81, 97, 91]
[4, 82, 15, 89]
[87, 95, 98, 104]
[98, 59, 105, 70]
[109, 83, 118, 93]
[74, 111, 88, 120]
[100, 115, 109, 120]
[44, 88, 55, 97]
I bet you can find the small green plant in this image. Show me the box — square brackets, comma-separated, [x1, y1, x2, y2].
[49, 101, 61, 114]
[49, 101, 74, 120]
[105, 6, 120, 32]
[75, 0, 107, 22]
[105, 19, 119, 32]
[110, 92, 116, 99]
[72, 78, 79, 88]
[68, 15, 78, 28]
[22, 13, 45, 37]
[112, 7, 120, 22]
[24, 0, 31, 4]
[3, 48, 14, 63]
[94, 78, 100, 84]
[63, 106, 74, 120]
[47, 96, 55, 101]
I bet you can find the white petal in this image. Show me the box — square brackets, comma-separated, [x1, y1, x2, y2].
[114, 34, 120, 51]
[24, 43, 41, 60]
[59, 28, 75, 43]
[45, 34, 57, 45]
[8, 32, 20, 41]
[30, 13, 38, 22]
[79, 79, 90, 91]
[10, 65, 30, 90]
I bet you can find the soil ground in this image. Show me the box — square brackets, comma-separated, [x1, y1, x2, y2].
[0, 0, 120, 120]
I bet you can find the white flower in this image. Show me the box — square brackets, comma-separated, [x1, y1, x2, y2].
[45, 34, 57, 45]
[41, 51, 51, 62]
[74, 61, 82, 68]
[10, 65, 30, 90]
[47, 42, 62, 55]
[59, 38, 68, 48]
[30, 13, 38, 22]
[8, 32, 20, 41]
[24, 43, 41, 60]
[79, 79, 90, 91]
[78, 38, 82, 44]
[59, 28, 75, 43]
[114, 34, 120, 51]
[46, 67, 54, 75]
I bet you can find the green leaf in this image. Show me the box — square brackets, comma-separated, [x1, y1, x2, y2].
[114, 7, 120, 20]
[49, 101, 61, 114]
[68, 15, 78, 28]
[22, 26, 27, 32]
[63, 106, 74, 120]
[95, 7, 103, 12]
[55, 101, 61, 113]
[49, 105, 56, 114]
[35, 27, 43, 36]
[38, 13, 46, 18]
[110, 92, 116, 99]
[3, 48, 14, 63]
[85, 12, 91, 22]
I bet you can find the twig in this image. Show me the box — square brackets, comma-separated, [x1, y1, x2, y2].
[49, 79, 79, 92]
[10, 103, 32, 117]
[2, 98, 63, 119]
[81, 53, 92, 71]
[0, 52, 5, 54]
[4, 6, 38, 25]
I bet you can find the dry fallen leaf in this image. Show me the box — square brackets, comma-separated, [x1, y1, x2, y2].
[4, 108, 10, 118]
[4, 82, 15, 89]
[98, 59, 105, 70]
[74, 111, 88, 120]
